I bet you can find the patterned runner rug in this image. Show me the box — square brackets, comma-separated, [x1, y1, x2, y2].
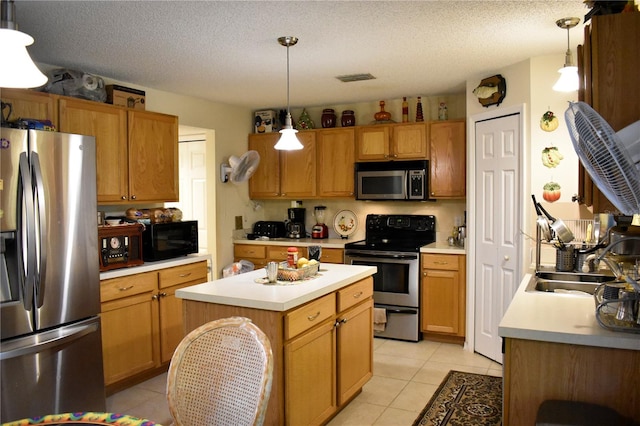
[412, 370, 502, 426]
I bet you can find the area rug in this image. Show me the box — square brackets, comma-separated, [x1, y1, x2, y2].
[412, 370, 502, 426]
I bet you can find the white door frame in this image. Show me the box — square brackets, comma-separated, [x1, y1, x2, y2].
[465, 103, 528, 355]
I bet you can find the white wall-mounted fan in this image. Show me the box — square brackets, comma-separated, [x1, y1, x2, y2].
[220, 150, 260, 183]
[565, 101, 640, 215]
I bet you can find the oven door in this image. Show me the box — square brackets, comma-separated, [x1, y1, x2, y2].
[344, 250, 419, 307]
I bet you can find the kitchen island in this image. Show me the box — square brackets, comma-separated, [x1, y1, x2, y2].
[176, 263, 377, 426]
[499, 272, 640, 425]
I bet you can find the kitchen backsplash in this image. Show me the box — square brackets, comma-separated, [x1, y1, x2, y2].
[245, 199, 466, 242]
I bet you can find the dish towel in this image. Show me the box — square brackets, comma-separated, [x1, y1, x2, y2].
[373, 307, 387, 332]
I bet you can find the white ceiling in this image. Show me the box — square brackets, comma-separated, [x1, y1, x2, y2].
[15, 0, 589, 109]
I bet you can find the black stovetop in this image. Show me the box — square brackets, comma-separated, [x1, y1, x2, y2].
[345, 214, 436, 252]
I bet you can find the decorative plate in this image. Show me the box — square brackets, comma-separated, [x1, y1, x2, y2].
[334, 210, 357, 238]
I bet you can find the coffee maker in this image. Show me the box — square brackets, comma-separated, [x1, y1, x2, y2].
[287, 207, 306, 238]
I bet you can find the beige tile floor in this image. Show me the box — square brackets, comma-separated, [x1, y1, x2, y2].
[106, 338, 503, 426]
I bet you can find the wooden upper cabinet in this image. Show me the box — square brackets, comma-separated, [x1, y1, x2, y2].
[0, 88, 57, 128]
[356, 123, 427, 161]
[392, 123, 428, 159]
[280, 131, 317, 198]
[429, 120, 466, 199]
[317, 128, 355, 197]
[248, 132, 281, 198]
[58, 98, 129, 204]
[127, 110, 179, 203]
[577, 13, 640, 213]
[355, 125, 390, 160]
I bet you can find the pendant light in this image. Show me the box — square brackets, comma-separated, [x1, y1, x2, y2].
[0, 0, 47, 88]
[552, 17, 580, 92]
[274, 36, 303, 151]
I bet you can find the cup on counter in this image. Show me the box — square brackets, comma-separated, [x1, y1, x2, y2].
[266, 261, 278, 284]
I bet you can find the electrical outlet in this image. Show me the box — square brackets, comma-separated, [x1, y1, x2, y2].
[235, 216, 243, 230]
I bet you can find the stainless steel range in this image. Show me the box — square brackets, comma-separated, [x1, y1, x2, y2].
[344, 214, 436, 342]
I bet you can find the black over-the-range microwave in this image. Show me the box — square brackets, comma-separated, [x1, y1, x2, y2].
[142, 220, 198, 261]
[355, 160, 431, 201]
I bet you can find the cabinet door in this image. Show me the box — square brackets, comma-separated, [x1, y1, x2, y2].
[392, 123, 428, 159]
[158, 282, 193, 363]
[317, 128, 355, 197]
[429, 120, 466, 198]
[248, 133, 281, 198]
[320, 248, 344, 264]
[101, 292, 159, 385]
[127, 110, 179, 202]
[421, 269, 460, 334]
[280, 131, 317, 198]
[285, 320, 337, 426]
[337, 299, 373, 405]
[58, 98, 129, 204]
[0, 88, 57, 128]
[355, 126, 390, 161]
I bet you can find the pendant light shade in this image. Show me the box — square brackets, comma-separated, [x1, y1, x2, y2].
[275, 36, 303, 151]
[0, 0, 47, 88]
[552, 17, 580, 93]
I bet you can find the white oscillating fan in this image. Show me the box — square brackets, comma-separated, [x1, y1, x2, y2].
[565, 102, 640, 215]
[220, 150, 261, 183]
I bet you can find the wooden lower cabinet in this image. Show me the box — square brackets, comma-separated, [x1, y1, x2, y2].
[100, 261, 208, 391]
[420, 254, 466, 341]
[182, 276, 373, 425]
[503, 338, 640, 425]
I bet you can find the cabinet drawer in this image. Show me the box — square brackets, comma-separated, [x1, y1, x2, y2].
[285, 293, 336, 340]
[337, 277, 373, 312]
[267, 246, 307, 261]
[234, 244, 266, 259]
[158, 261, 208, 289]
[422, 254, 459, 271]
[320, 248, 344, 264]
[100, 272, 157, 302]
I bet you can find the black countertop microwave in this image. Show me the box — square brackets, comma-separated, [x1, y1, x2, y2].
[142, 220, 198, 261]
[355, 160, 430, 201]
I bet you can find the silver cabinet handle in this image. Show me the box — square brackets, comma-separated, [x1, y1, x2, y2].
[307, 311, 321, 321]
[352, 291, 363, 299]
[118, 285, 134, 292]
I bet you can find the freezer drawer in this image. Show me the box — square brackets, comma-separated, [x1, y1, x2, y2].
[0, 317, 106, 423]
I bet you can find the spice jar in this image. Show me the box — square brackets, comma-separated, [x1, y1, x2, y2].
[341, 110, 355, 127]
[287, 247, 299, 268]
[321, 109, 336, 128]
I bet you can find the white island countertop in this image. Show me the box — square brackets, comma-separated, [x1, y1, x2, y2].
[499, 271, 640, 351]
[176, 263, 377, 312]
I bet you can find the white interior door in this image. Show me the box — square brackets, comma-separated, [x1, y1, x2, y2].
[474, 113, 521, 363]
[167, 139, 208, 253]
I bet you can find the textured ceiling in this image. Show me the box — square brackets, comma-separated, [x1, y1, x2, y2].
[15, 0, 588, 109]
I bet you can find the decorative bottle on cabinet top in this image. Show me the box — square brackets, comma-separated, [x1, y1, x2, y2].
[374, 100, 391, 122]
[402, 97, 409, 122]
[416, 97, 424, 122]
[438, 102, 448, 120]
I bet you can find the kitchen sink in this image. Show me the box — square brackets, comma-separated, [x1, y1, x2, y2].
[526, 271, 617, 295]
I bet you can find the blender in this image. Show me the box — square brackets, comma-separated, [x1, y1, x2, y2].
[312, 206, 329, 239]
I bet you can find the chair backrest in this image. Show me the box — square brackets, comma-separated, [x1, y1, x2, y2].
[166, 317, 273, 426]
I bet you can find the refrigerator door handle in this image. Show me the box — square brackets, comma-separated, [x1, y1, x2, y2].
[17, 152, 37, 312]
[31, 152, 48, 308]
[0, 319, 99, 361]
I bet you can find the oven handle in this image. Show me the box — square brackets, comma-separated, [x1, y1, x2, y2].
[384, 308, 417, 315]
[346, 252, 418, 260]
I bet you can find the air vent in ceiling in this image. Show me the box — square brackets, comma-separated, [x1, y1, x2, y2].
[335, 73, 376, 83]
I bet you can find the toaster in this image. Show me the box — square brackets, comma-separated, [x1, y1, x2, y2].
[253, 221, 286, 238]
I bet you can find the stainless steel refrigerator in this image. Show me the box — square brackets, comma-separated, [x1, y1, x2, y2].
[0, 128, 106, 422]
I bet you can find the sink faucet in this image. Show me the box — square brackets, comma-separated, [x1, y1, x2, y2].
[583, 237, 640, 290]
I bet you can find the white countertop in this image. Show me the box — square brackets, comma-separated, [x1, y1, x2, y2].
[100, 253, 212, 280]
[233, 237, 350, 248]
[176, 263, 377, 312]
[420, 241, 466, 255]
[499, 271, 640, 351]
